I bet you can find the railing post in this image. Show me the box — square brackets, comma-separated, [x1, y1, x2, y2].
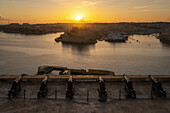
[119, 90, 121, 100]
[151, 90, 153, 100]
[87, 89, 89, 103]
[55, 89, 57, 100]
[24, 90, 26, 100]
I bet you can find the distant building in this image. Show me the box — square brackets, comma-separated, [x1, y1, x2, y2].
[22, 23, 30, 26]
[9, 23, 20, 26]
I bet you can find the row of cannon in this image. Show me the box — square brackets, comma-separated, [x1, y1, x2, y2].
[8, 74, 167, 102]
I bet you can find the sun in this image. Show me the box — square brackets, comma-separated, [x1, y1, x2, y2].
[75, 14, 83, 21]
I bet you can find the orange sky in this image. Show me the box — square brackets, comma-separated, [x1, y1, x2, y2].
[0, 0, 170, 24]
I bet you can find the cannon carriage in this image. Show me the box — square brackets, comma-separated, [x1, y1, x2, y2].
[66, 75, 74, 99]
[148, 75, 166, 98]
[123, 74, 136, 99]
[8, 74, 25, 98]
[98, 76, 107, 102]
[37, 75, 49, 98]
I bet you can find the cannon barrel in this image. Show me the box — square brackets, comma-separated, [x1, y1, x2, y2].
[98, 76, 107, 102]
[37, 75, 49, 98]
[148, 75, 166, 98]
[148, 75, 157, 83]
[123, 74, 136, 99]
[8, 74, 25, 98]
[123, 74, 130, 83]
[66, 75, 74, 99]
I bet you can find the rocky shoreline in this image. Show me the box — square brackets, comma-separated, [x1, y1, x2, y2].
[1, 23, 170, 44]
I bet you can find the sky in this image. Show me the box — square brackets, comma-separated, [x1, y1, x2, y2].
[0, 0, 170, 24]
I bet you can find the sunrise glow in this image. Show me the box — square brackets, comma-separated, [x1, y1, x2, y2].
[0, 0, 170, 24]
[75, 15, 83, 21]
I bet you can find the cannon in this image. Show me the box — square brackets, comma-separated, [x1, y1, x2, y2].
[98, 76, 107, 102]
[123, 74, 136, 99]
[148, 75, 166, 98]
[8, 74, 25, 98]
[66, 75, 74, 99]
[37, 75, 49, 98]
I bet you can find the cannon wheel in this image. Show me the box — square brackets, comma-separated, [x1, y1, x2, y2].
[12, 93, 16, 98]
[163, 91, 167, 97]
[37, 92, 41, 98]
[8, 91, 11, 99]
[131, 92, 136, 99]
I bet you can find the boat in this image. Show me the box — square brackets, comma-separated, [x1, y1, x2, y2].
[37, 65, 115, 75]
[159, 28, 170, 43]
[105, 32, 128, 42]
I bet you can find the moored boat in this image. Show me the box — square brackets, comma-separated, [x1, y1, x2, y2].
[105, 32, 128, 42]
[159, 28, 170, 43]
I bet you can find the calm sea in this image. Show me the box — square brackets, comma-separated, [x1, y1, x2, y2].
[0, 32, 170, 75]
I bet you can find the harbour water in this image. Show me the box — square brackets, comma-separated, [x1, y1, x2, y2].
[0, 32, 170, 75]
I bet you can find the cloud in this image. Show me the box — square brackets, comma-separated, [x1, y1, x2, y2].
[141, 9, 152, 12]
[49, 0, 66, 4]
[134, 5, 150, 9]
[1, 0, 66, 4]
[0, 16, 10, 21]
[77, 0, 104, 8]
[167, 17, 170, 21]
[134, 5, 153, 12]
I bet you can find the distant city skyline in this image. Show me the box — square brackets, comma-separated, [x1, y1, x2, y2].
[0, 0, 170, 24]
